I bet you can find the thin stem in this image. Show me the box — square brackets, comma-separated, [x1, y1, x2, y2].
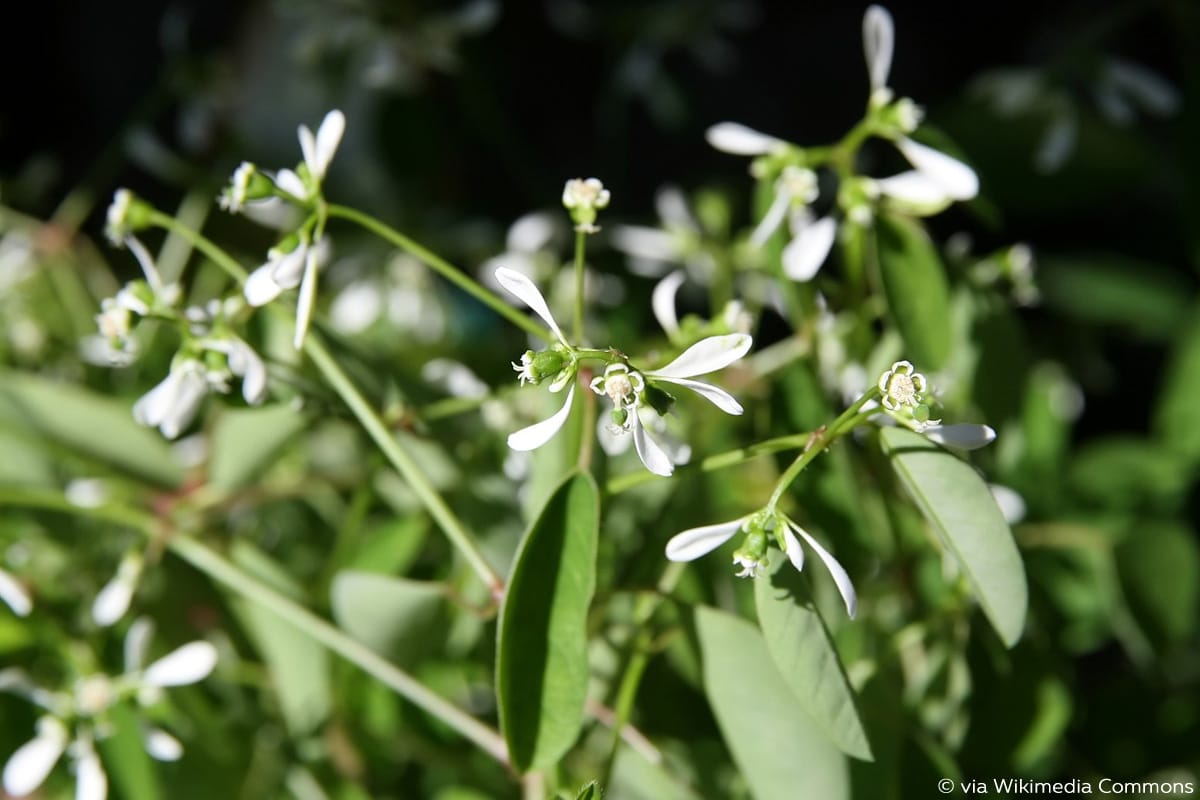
[577, 369, 596, 473]
[0, 488, 509, 765]
[303, 335, 503, 598]
[147, 211, 248, 284]
[573, 229, 587, 344]
[606, 432, 813, 495]
[767, 390, 878, 511]
[325, 204, 551, 343]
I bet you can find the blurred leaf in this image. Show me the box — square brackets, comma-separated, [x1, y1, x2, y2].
[0, 428, 55, 487]
[1116, 521, 1200, 648]
[875, 214, 952, 370]
[1068, 438, 1193, 512]
[230, 542, 331, 736]
[0, 370, 182, 486]
[880, 427, 1027, 646]
[340, 515, 430, 575]
[610, 746, 704, 800]
[496, 471, 599, 773]
[1038, 255, 1190, 340]
[1154, 306, 1200, 463]
[330, 571, 446, 667]
[754, 558, 872, 761]
[694, 606, 849, 800]
[208, 404, 306, 492]
[1011, 678, 1073, 772]
[97, 702, 162, 800]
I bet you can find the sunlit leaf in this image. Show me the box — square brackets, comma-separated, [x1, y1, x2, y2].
[880, 427, 1027, 646]
[208, 403, 306, 492]
[695, 605, 850, 800]
[496, 471, 599, 772]
[754, 559, 873, 761]
[875, 213, 952, 370]
[331, 571, 446, 668]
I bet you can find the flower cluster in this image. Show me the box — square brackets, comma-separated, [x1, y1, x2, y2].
[223, 109, 346, 349]
[1, 621, 218, 800]
[706, 5, 979, 283]
[562, 178, 611, 233]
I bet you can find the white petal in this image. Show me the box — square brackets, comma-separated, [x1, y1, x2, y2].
[862, 5, 894, 92]
[507, 384, 575, 451]
[787, 522, 858, 618]
[896, 138, 979, 200]
[74, 741, 106, 800]
[654, 186, 699, 232]
[874, 170, 952, 206]
[3, 720, 67, 797]
[158, 369, 208, 440]
[0, 568, 32, 617]
[507, 212, 557, 253]
[271, 245, 308, 289]
[273, 168, 308, 200]
[647, 333, 752, 379]
[494, 267, 568, 346]
[124, 236, 165, 297]
[596, 414, 631, 456]
[610, 225, 677, 262]
[124, 617, 155, 673]
[652, 376, 743, 415]
[330, 280, 384, 333]
[665, 518, 745, 562]
[141, 641, 218, 687]
[293, 248, 320, 350]
[632, 412, 674, 477]
[782, 216, 836, 281]
[142, 727, 183, 762]
[651, 271, 686, 338]
[989, 484, 1027, 525]
[923, 424, 996, 450]
[298, 124, 317, 180]
[234, 342, 267, 404]
[243, 264, 286, 306]
[312, 110, 346, 180]
[705, 122, 783, 156]
[92, 574, 135, 628]
[781, 527, 806, 572]
[132, 370, 182, 428]
[749, 186, 791, 248]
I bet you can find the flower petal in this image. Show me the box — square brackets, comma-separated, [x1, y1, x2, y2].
[647, 333, 752, 379]
[0, 568, 32, 617]
[781, 526, 806, 572]
[507, 212, 557, 253]
[293, 247, 320, 350]
[705, 122, 783, 156]
[158, 368, 208, 440]
[92, 572, 135, 628]
[632, 411, 675, 477]
[494, 267, 568, 346]
[651, 271, 686, 339]
[787, 522, 857, 618]
[3, 719, 67, 797]
[610, 225, 677, 262]
[652, 376, 743, 415]
[507, 384, 575, 451]
[74, 740, 107, 800]
[874, 170, 952, 208]
[124, 617, 155, 673]
[989, 484, 1027, 525]
[132, 370, 182, 429]
[141, 641, 219, 687]
[896, 138, 979, 200]
[243, 263, 286, 306]
[862, 5, 895, 92]
[665, 517, 745, 562]
[782, 216, 837, 281]
[923, 424, 996, 450]
[655, 186, 699, 232]
[312, 109, 346, 181]
[273, 168, 308, 200]
[749, 185, 791, 248]
[142, 726, 184, 762]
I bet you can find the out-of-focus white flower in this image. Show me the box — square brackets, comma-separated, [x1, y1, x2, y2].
[421, 359, 488, 399]
[133, 358, 209, 440]
[0, 568, 32, 617]
[705, 122, 786, 156]
[562, 177, 611, 233]
[922, 423, 996, 451]
[989, 484, 1027, 525]
[92, 551, 144, 627]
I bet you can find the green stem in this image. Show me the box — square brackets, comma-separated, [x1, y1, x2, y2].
[573, 230, 587, 344]
[606, 432, 813, 495]
[577, 370, 596, 473]
[325, 204, 551, 343]
[0, 488, 509, 765]
[766, 390, 878, 511]
[303, 335, 504, 598]
[148, 211, 248, 284]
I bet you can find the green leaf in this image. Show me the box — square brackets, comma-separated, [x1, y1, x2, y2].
[694, 606, 850, 800]
[496, 471, 599, 773]
[1154, 306, 1200, 464]
[574, 781, 599, 800]
[875, 214, 952, 370]
[1068, 437, 1192, 512]
[879, 427, 1027, 646]
[0, 370, 182, 486]
[208, 403, 306, 492]
[230, 542, 331, 735]
[754, 559, 873, 761]
[1038, 255, 1190, 340]
[1116, 521, 1200, 648]
[330, 571, 446, 668]
[97, 702, 162, 800]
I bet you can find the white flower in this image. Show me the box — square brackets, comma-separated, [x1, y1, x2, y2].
[878, 360, 927, 411]
[989, 484, 1027, 525]
[781, 212, 838, 282]
[705, 122, 787, 156]
[244, 237, 330, 350]
[92, 551, 143, 627]
[298, 109, 346, 188]
[892, 138, 979, 202]
[665, 515, 857, 617]
[200, 337, 268, 405]
[0, 568, 32, 617]
[3, 716, 72, 799]
[643, 333, 752, 417]
[863, 5, 895, 103]
[922, 423, 996, 451]
[562, 177, 611, 233]
[218, 161, 257, 213]
[105, 189, 134, 245]
[133, 359, 209, 439]
[751, 165, 819, 247]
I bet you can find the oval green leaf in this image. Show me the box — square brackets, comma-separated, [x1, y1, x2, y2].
[875, 214, 952, 370]
[331, 571, 447, 668]
[879, 427, 1027, 646]
[496, 471, 599, 773]
[695, 606, 850, 800]
[754, 559, 873, 761]
[208, 403, 306, 492]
